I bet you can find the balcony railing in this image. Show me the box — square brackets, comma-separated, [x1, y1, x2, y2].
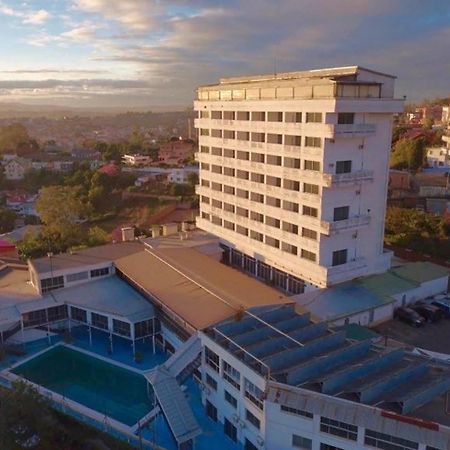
[321, 215, 370, 235]
[330, 169, 374, 185]
[333, 123, 376, 137]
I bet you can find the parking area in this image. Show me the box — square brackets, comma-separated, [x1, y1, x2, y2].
[374, 318, 450, 354]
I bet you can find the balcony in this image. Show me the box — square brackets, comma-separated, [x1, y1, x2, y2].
[321, 215, 370, 235]
[330, 169, 374, 185]
[333, 123, 376, 137]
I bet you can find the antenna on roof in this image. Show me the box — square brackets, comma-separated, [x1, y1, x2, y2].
[274, 54, 277, 78]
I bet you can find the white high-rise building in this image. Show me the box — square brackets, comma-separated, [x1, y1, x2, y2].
[194, 66, 404, 291]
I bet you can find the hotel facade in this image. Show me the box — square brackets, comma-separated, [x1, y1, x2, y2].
[194, 66, 404, 291]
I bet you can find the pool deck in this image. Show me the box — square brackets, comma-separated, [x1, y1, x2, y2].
[1, 327, 244, 450]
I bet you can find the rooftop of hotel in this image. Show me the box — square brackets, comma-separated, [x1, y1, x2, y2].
[30, 241, 144, 275]
[115, 240, 294, 331]
[205, 303, 450, 423]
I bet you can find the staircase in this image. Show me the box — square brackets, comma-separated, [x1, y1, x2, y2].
[145, 367, 201, 448]
[161, 335, 202, 382]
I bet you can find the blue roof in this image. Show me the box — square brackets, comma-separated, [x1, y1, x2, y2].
[297, 282, 393, 321]
[206, 304, 450, 417]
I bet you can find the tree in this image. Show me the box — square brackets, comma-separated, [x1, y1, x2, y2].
[186, 171, 199, 187]
[0, 208, 17, 233]
[0, 123, 30, 153]
[390, 138, 426, 171]
[36, 186, 86, 246]
[86, 226, 110, 246]
[422, 117, 434, 130]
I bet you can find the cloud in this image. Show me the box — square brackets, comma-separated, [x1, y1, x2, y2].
[22, 9, 51, 24]
[0, 69, 108, 75]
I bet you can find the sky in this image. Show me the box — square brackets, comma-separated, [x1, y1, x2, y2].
[0, 0, 449, 109]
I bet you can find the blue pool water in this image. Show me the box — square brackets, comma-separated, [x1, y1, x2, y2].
[12, 345, 153, 426]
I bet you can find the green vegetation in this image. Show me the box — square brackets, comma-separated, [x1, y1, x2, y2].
[390, 138, 427, 171]
[0, 208, 17, 233]
[385, 207, 450, 260]
[0, 124, 38, 155]
[0, 381, 134, 450]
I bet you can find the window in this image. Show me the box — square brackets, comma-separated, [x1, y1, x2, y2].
[211, 199, 222, 208]
[206, 373, 217, 391]
[301, 249, 316, 262]
[224, 418, 237, 442]
[224, 203, 235, 213]
[305, 112, 322, 123]
[266, 196, 281, 207]
[22, 309, 47, 328]
[224, 220, 235, 231]
[267, 176, 281, 187]
[303, 205, 318, 217]
[224, 390, 237, 408]
[337, 112, 355, 124]
[285, 112, 302, 123]
[267, 111, 283, 122]
[211, 146, 222, 156]
[91, 312, 108, 330]
[200, 145, 209, 153]
[302, 228, 317, 240]
[112, 319, 131, 337]
[211, 129, 222, 138]
[267, 154, 282, 165]
[304, 160, 321, 171]
[41, 276, 64, 293]
[364, 429, 419, 450]
[244, 379, 264, 409]
[288, 276, 305, 295]
[251, 173, 265, 183]
[206, 400, 218, 422]
[237, 169, 249, 180]
[273, 268, 288, 289]
[66, 271, 88, 283]
[320, 445, 344, 450]
[251, 132, 265, 143]
[266, 216, 280, 228]
[282, 221, 298, 234]
[223, 130, 235, 139]
[251, 111, 265, 121]
[250, 192, 264, 203]
[266, 236, 280, 248]
[201, 179, 210, 187]
[305, 136, 321, 147]
[333, 206, 349, 221]
[320, 417, 357, 441]
[90, 267, 109, 278]
[250, 230, 264, 242]
[212, 165, 223, 174]
[245, 409, 260, 430]
[285, 135, 301, 146]
[332, 249, 347, 266]
[47, 305, 68, 322]
[205, 346, 220, 372]
[134, 319, 157, 338]
[237, 150, 249, 160]
[282, 242, 297, 255]
[223, 167, 235, 177]
[236, 225, 248, 236]
[200, 110, 209, 118]
[292, 434, 312, 449]
[223, 148, 235, 158]
[211, 110, 222, 119]
[200, 128, 209, 136]
[71, 306, 87, 323]
[257, 262, 271, 281]
[237, 189, 249, 199]
[251, 152, 265, 163]
[267, 133, 283, 144]
[281, 405, 313, 419]
[201, 196, 210, 204]
[303, 183, 319, 195]
[245, 439, 258, 450]
[237, 111, 250, 121]
[284, 179, 300, 191]
[201, 162, 210, 170]
[211, 182, 222, 192]
[283, 200, 299, 213]
[223, 111, 235, 120]
[223, 361, 240, 390]
[224, 185, 235, 195]
[284, 157, 301, 169]
[237, 131, 250, 141]
[336, 160, 352, 174]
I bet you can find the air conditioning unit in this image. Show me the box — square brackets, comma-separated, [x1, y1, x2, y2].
[330, 139, 335, 143]
[355, 190, 361, 195]
[352, 232, 358, 239]
[358, 144, 364, 149]
[329, 163, 335, 168]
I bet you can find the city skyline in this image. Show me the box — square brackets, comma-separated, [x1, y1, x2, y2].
[0, 0, 449, 109]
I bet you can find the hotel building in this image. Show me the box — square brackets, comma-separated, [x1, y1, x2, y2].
[194, 66, 404, 291]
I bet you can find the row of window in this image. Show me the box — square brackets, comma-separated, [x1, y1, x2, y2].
[200, 129, 322, 148]
[200, 110, 324, 123]
[201, 165, 322, 194]
[204, 346, 264, 410]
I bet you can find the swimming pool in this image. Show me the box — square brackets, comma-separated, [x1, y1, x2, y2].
[12, 345, 153, 426]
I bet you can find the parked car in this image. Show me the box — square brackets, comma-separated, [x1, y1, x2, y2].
[394, 307, 426, 327]
[410, 304, 443, 322]
[431, 299, 450, 318]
